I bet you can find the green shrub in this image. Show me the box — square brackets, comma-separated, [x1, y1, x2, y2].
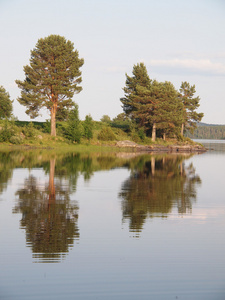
[0, 121, 14, 142]
[83, 114, 93, 140]
[130, 131, 141, 143]
[43, 120, 51, 133]
[110, 120, 131, 132]
[9, 135, 23, 145]
[138, 128, 146, 141]
[97, 127, 116, 141]
[22, 122, 35, 138]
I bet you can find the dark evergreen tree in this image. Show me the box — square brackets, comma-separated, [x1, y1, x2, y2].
[150, 81, 183, 140]
[64, 104, 83, 143]
[178, 81, 204, 135]
[83, 114, 93, 140]
[16, 35, 84, 136]
[0, 85, 13, 119]
[56, 102, 75, 122]
[120, 62, 151, 118]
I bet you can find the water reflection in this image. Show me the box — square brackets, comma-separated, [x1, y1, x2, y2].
[0, 150, 202, 262]
[13, 158, 79, 263]
[0, 152, 14, 195]
[119, 155, 201, 236]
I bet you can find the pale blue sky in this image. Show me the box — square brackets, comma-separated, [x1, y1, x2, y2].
[0, 0, 225, 124]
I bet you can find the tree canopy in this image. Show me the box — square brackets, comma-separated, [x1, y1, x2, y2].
[16, 34, 84, 136]
[120, 63, 185, 141]
[0, 85, 13, 119]
[178, 81, 204, 135]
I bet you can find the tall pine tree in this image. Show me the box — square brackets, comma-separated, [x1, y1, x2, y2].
[120, 62, 151, 118]
[178, 81, 203, 136]
[133, 80, 183, 141]
[16, 35, 84, 136]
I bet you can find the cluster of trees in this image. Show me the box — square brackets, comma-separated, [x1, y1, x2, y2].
[1, 34, 204, 142]
[120, 63, 204, 141]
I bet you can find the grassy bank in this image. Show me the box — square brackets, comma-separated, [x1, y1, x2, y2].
[0, 119, 198, 151]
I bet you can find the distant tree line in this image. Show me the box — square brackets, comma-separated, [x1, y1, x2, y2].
[185, 124, 225, 140]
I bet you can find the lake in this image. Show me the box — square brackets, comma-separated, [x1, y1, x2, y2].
[0, 140, 225, 300]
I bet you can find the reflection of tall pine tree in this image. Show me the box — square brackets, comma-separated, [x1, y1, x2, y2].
[119, 155, 201, 235]
[13, 158, 79, 263]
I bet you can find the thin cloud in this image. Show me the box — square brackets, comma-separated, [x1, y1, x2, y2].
[148, 58, 225, 76]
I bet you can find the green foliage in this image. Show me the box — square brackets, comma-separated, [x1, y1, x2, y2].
[9, 135, 23, 145]
[178, 81, 204, 134]
[97, 127, 116, 141]
[0, 121, 14, 142]
[111, 113, 132, 132]
[63, 105, 83, 143]
[120, 63, 204, 141]
[100, 115, 111, 123]
[152, 81, 183, 138]
[22, 122, 35, 138]
[83, 114, 93, 140]
[56, 102, 76, 121]
[120, 62, 151, 117]
[185, 124, 225, 140]
[43, 120, 51, 133]
[138, 128, 146, 141]
[0, 86, 13, 119]
[16, 34, 84, 136]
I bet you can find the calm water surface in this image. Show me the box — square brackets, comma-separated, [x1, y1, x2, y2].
[0, 141, 225, 300]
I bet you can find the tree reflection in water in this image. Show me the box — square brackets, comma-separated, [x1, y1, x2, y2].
[13, 158, 79, 263]
[8, 150, 202, 259]
[119, 155, 201, 236]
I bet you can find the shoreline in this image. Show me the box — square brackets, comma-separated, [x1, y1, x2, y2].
[115, 140, 206, 153]
[0, 140, 207, 153]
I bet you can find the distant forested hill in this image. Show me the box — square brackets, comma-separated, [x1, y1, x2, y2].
[185, 123, 225, 139]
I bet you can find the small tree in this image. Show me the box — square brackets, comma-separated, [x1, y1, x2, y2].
[0, 86, 13, 119]
[97, 127, 116, 141]
[83, 114, 93, 140]
[100, 115, 111, 123]
[64, 104, 83, 143]
[111, 113, 132, 132]
[16, 35, 84, 136]
[178, 82, 204, 135]
[56, 103, 76, 122]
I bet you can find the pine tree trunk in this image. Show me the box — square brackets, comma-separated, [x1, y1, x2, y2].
[151, 157, 155, 176]
[152, 122, 156, 142]
[181, 123, 184, 136]
[51, 103, 57, 136]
